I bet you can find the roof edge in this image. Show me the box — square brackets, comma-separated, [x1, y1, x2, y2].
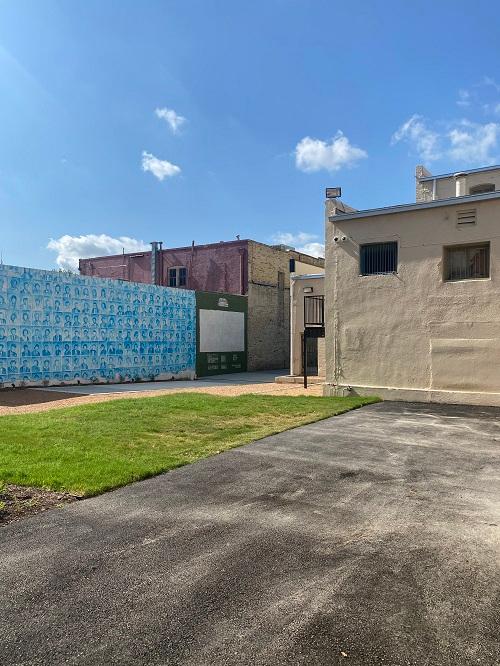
[418, 163, 500, 182]
[329, 190, 500, 222]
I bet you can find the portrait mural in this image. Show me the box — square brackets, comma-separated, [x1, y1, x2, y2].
[0, 264, 196, 386]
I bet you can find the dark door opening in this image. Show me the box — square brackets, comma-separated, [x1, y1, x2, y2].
[301, 334, 318, 375]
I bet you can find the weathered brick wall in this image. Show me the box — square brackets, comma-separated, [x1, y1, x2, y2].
[160, 242, 247, 293]
[246, 242, 322, 370]
[81, 241, 249, 294]
[247, 283, 289, 370]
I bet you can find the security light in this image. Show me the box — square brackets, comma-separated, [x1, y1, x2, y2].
[326, 187, 342, 199]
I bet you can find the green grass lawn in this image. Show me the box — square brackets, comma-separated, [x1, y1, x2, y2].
[0, 393, 379, 496]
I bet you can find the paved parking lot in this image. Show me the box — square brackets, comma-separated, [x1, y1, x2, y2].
[1, 401, 499, 665]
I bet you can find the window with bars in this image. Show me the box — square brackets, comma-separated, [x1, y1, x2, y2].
[360, 242, 398, 275]
[444, 243, 490, 281]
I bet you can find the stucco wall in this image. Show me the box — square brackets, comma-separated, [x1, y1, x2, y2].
[290, 275, 325, 376]
[325, 196, 500, 404]
[0, 264, 196, 387]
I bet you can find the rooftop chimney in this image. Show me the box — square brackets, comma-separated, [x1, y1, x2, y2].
[454, 172, 467, 197]
[150, 241, 163, 285]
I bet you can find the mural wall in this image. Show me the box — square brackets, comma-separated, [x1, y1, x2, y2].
[0, 264, 196, 387]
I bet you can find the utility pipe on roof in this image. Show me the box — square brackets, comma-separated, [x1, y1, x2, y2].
[454, 172, 467, 197]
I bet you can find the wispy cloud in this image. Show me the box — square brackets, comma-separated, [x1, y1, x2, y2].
[457, 89, 471, 107]
[47, 234, 148, 272]
[141, 151, 181, 181]
[391, 115, 441, 161]
[295, 132, 367, 173]
[391, 114, 500, 165]
[155, 107, 187, 134]
[482, 76, 500, 93]
[272, 232, 324, 258]
[448, 120, 500, 164]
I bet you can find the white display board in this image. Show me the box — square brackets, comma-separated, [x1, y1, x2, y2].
[199, 309, 245, 353]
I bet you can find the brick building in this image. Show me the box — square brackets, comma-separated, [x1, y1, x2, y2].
[79, 239, 324, 371]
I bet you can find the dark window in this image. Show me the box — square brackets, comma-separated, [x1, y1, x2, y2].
[469, 183, 495, 195]
[360, 242, 398, 275]
[169, 267, 187, 288]
[289, 258, 296, 272]
[444, 243, 490, 281]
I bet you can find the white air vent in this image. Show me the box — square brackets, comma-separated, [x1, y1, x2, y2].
[457, 209, 476, 226]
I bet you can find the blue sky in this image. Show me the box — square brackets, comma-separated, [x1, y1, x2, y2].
[1, 0, 499, 270]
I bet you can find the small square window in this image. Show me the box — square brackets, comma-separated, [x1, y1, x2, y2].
[444, 242, 490, 281]
[360, 242, 398, 275]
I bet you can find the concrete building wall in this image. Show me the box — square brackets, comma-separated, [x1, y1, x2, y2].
[325, 195, 500, 406]
[290, 274, 325, 376]
[416, 165, 500, 203]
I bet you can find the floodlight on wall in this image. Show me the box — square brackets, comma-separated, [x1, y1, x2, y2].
[326, 187, 342, 199]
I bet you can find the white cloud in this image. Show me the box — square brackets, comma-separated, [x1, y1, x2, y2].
[391, 115, 441, 161]
[47, 234, 148, 272]
[295, 132, 367, 173]
[457, 89, 471, 107]
[155, 107, 186, 134]
[141, 151, 181, 181]
[391, 114, 500, 166]
[448, 120, 500, 164]
[272, 232, 324, 258]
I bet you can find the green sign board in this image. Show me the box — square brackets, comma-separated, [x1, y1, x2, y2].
[195, 291, 248, 377]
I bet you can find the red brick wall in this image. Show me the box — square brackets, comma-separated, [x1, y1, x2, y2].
[79, 241, 249, 295]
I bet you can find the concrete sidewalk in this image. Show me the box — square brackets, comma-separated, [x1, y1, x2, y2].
[36, 369, 287, 395]
[1, 401, 499, 665]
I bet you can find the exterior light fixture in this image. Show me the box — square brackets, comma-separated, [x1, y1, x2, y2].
[326, 187, 342, 199]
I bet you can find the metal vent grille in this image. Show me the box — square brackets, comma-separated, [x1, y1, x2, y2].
[457, 209, 476, 225]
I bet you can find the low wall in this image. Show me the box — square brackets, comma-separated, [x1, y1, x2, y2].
[0, 264, 196, 387]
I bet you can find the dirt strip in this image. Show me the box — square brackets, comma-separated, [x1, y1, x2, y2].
[0, 382, 324, 416]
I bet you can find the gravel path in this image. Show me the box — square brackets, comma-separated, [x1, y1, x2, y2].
[0, 382, 323, 416]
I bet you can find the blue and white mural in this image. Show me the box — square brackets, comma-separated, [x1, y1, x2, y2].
[0, 264, 196, 387]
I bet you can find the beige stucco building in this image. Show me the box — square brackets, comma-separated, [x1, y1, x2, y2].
[324, 164, 500, 406]
[286, 273, 325, 381]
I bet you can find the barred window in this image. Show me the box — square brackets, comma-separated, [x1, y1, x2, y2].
[360, 242, 398, 275]
[444, 243, 490, 281]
